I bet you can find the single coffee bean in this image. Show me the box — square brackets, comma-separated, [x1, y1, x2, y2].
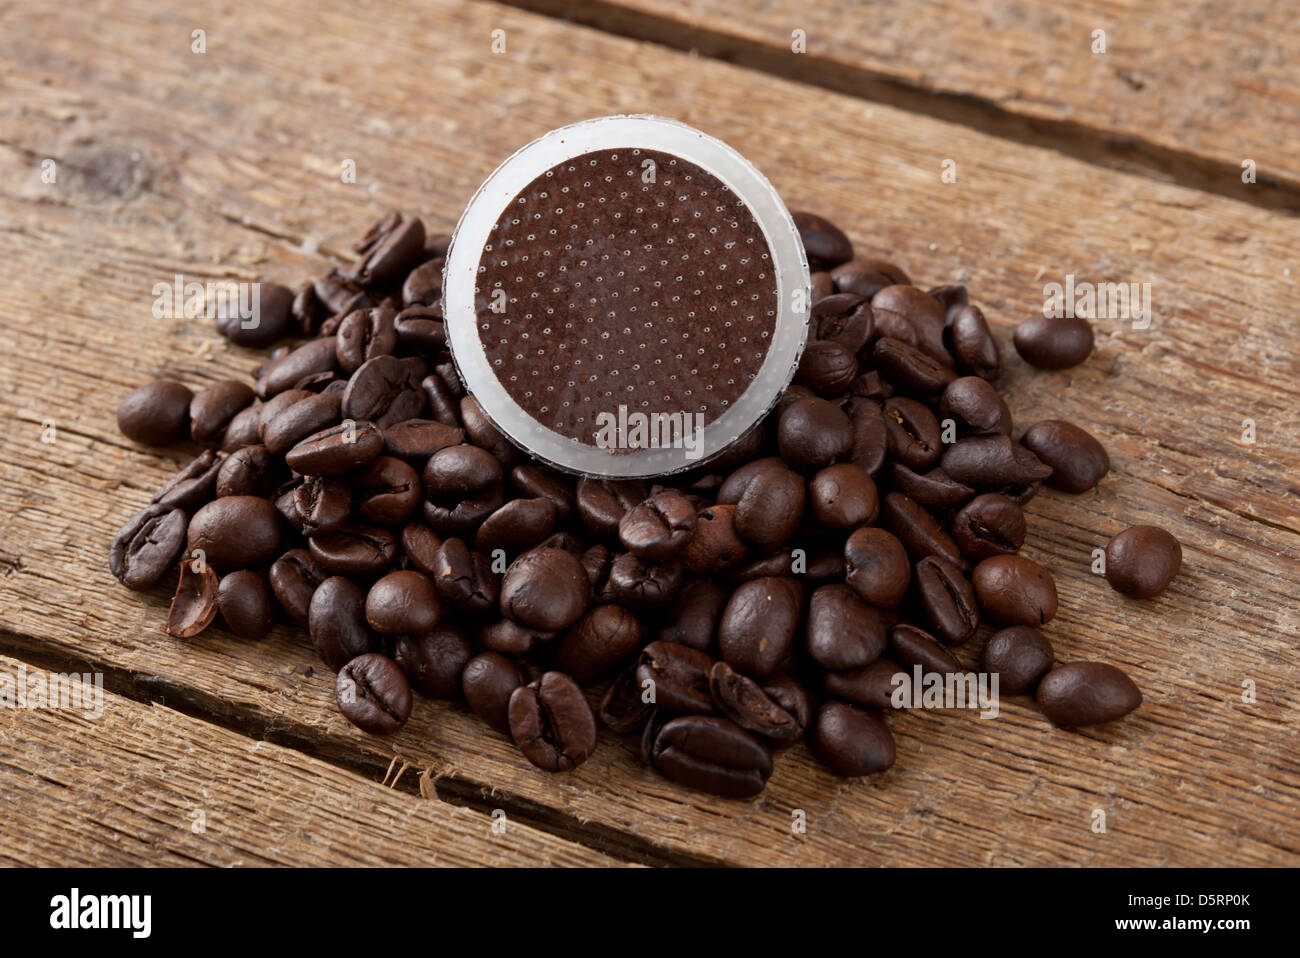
[575, 477, 646, 538]
[678, 504, 747, 574]
[336, 653, 413, 734]
[929, 283, 969, 319]
[872, 285, 949, 365]
[508, 671, 598, 772]
[509, 465, 576, 524]
[657, 579, 728, 652]
[972, 554, 1058, 625]
[1020, 420, 1110, 493]
[401, 258, 444, 307]
[117, 380, 193, 445]
[187, 496, 282, 571]
[433, 538, 499, 614]
[463, 652, 530, 734]
[216, 569, 275, 639]
[951, 493, 1026, 562]
[879, 492, 966, 569]
[619, 491, 697, 559]
[708, 662, 802, 744]
[215, 444, 285, 498]
[1036, 662, 1142, 726]
[257, 388, 313, 436]
[844, 526, 911, 607]
[556, 604, 644, 684]
[164, 560, 220, 638]
[808, 463, 878, 529]
[382, 418, 464, 462]
[889, 623, 960, 675]
[605, 553, 683, 610]
[939, 376, 1010, 435]
[460, 395, 520, 468]
[718, 459, 805, 553]
[597, 666, 655, 734]
[342, 355, 424, 428]
[393, 304, 446, 352]
[151, 450, 223, 512]
[190, 380, 256, 443]
[888, 463, 974, 510]
[806, 583, 886, 669]
[813, 293, 872, 354]
[844, 397, 888, 476]
[310, 577, 380, 671]
[398, 521, 442, 578]
[291, 281, 323, 334]
[285, 420, 383, 476]
[811, 701, 896, 776]
[364, 569, 443, 635]
[500, 547, 590, 631]
[257, 337, 338, 398]
[353, 455, 421, 526]
[872, 336, 955, 394]
[980, 626, 1054, 694]
[215, 281, 294, 348]
[349, 212, 426, 289]
[760, 673, 812, 740]
[940, 435, 1053, 489]
[479, 617, 552, 656]
[313, 267, 373, 319]
[832, 256, 911, 299]
[293, 476, 351, 536]
[824, 658, 907, 710]
[420, 373, 462, 426]
[1013, 316, 1094, 370]
[110, 506, 188, 589]
[262, 392, 342, 454]
[336, 306, 398, 374]
[792, 211, 853, 268]
[1104, 525, 1182, 598]
[308, 522, 398, 578]
[636, 641, 717, 714]
[222, 404, 263, 451]
[268, 548, 325, 625]
[949, 304, 1001, 380]
[883, 397, 943, 471]
[717, 577, 804, 680]
[794, 340, 858, 395]
[421, 444, 504, 534]
[651, 715, 773, 797]
[393, 624, 473, 699]
[476, 497, 558, 555]
[778, 397, 853, 472]
[915, 555, 980, 645]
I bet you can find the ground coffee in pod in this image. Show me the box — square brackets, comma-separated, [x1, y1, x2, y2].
[443, 115, 810, 477]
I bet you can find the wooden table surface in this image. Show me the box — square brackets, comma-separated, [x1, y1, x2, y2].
[1, 0, 1297, 867]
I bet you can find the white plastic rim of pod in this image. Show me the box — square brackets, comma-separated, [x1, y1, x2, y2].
[443, 114, 811, 478]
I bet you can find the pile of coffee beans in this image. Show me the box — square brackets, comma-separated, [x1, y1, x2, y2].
[109, 208, 1181, 798]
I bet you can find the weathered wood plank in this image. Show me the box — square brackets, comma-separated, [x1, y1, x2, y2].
[0, 0, 1297, 866]
[0, 656, 625, 866]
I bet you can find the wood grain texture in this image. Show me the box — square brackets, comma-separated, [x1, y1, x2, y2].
[0, 0, 1297, 866]
[514, 0, 1300, 201]
[0, 657, 624, 866]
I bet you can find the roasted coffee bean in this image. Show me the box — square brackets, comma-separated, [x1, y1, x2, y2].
[778, 397, 853, 472]
[718, 458, 804, 552]
[883, 397, 943, 471]
[619, 491, 696, 559]
[463, 652, 530, 734]
[382, 418, 464, 462]
[597, 666, 655, 734]
[872, 285, 949, 365]
[509, 465, 576, 524]
[164, 560, 220, 638]
[393, 304, 446, 352]
[717, 577, 804, 680]
[336, 306, 398, 374]
[879, 492, 965, 569]
[257, 337, 338, 398]
[262, 392, 342, 454]
[352, 456, 420, 526]
[807, 583, 886, 669]
[310, 577, 380, 671]
[285, 420, 383, 476]
[762, 673, 812, 736]
[1013, 315, 1094, 370]
[657, 579, 728, 652]
[399, 521, 442, 577]
[811, 701, 896, 776]
[928, 283, 968, 321]
[293, 476, 351, 536]
[575, 477, 646, 538]
[268, 548, 325, 625]
[109, 506, 188, 590]
[117, 380, 193, 445]
[475, 497, 558, 554]
[216, 569, 275, 639]
[678, 504, 747, 574]
[434, 538, 500, 614]
[972, 554, 1058, 625]
[221, 404, 263, 451]
[792, 211, 853, 268]
[794, 340, 858, 395]
[420, 373, 462, 426]
[308, 522, 398, 578]
[940, 435, 1053, 489]
[950, 304, 1001, 379]
[151, 451, 223, 512]
[508, 671, 597, 772]
[939, 376, 1011, 436]
[313, 268, 373, 319]
[844, 397, 888, 476]
[872, 336, 955, 394]
[849, 369, 892, 400]
[844, 526, 911, 607]
[1036, 662, 1142, 726]
[915, 555, 980, 645]
[832, 256, 911, 299]
[651, 715, 773, 797]
[401, 258, 444, 307]
[708, 662, 802, 744]
[479, 617, 552, 656]
[364, 569, 443, 635]
[187, 496, 281, 571]
[889, 623, 960, 675]
[556, 604, 644, 684]
[215, 281, 294, 348]
[980, 626, 1054, 695]
[825, 657, 907, 710]
[343, 355, 424, 428]
[291, 281, 324, 335]
[393, 624, 473, 699]
[1105, 525, 1182, 598]
[540, 531, 585, 554]
[500, 547, 590, 631]
[190, 380, 256, 443]
[336, 653, 413, 734]
[421, 444, 504, 535]
[605, 553, 683, 610]
[813, 293, 872, 354]
[348, 211, 426, 289]
[257, 388, 313, 436]
[215, 444, 284, 498]
[637, 641, 717, 715]
[460, 395, 520, 468]
[951, 493, 1025, 562]
[809, 463, 878, 529]
[811, 270, 835, 301]
[1020, 420, 1110, 493]
[888, 463, 974, 510]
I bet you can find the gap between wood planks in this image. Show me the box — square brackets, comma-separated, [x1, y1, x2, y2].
[496, 0, 1300, 215]
[0, 624, 724, 868]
